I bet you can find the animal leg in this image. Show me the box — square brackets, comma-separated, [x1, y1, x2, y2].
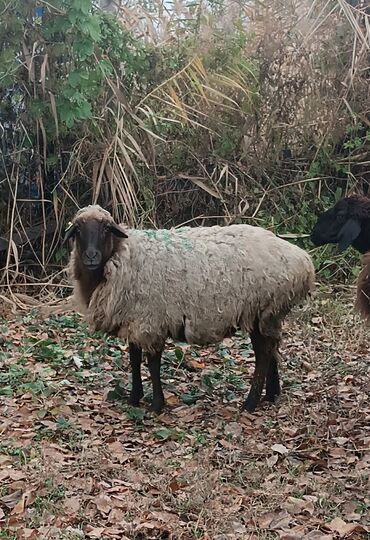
[128, 343, 144, 406]
[147, 350, 165, 413]
[264, 350, 281, 402]
[241, 320, 273, 412]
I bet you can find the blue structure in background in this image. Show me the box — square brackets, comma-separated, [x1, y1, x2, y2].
[35, 6, 44, 17]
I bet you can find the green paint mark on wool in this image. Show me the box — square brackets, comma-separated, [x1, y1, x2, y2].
[136, 227, 195, 251]
[175, 227, 192, 233]
[181, 238, 194, 251]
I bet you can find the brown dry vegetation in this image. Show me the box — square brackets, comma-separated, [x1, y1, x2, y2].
[0, 287, 369, 539]
[0, 0, 369, 292]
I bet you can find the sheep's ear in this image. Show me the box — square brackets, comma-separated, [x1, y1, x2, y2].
[63, 222, 76, 243]
[109, 223, 128, 238]
[337, 218, 361, 252]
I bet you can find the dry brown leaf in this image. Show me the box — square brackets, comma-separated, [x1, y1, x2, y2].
[0, 455, 13, 466]
[326, 517, 367, 537]
[8, 470, 25, 482]
[0, 490, 23, 509]
[103, 528, 130, 539]
[0, 470, 10, 482]
[166, 394, 180, 406]
[333, 437, 349, 446]
[271, 443, 289, 455]
[135, 520, 162, 530]
[85, 526, 106, 538]
[11, 493, 26, 515]
[188, 359, 205, 369]
[224, 422, 243, 438]
[266, 454, 279, 467]
[284, 496, 315, 515]
[16, 529, 38, 540]
[64, 497, 81, 515]
[219, 439, 236, 449]
[257, 510, 292, 530]
[270, 512, 293, 530]
[304, 533, 333, 540]
[94, 493, 112, 514]
[107, 508, 127, 525]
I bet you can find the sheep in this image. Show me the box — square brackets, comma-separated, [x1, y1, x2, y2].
[311, 195, 370, 321]
[65, 205, 315, 413]
[356, 253, 370, 320]
[310, 196, 370, 254]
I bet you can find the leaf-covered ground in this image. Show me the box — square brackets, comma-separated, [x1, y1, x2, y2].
[0, 287, 369, 540]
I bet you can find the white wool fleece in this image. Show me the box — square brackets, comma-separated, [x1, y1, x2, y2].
[69, 211, 315, 352]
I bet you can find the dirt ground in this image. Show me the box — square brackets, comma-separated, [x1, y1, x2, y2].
[0, 285, 369, 539]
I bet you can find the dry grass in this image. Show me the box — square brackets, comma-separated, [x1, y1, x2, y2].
[1, 0, 369, 290]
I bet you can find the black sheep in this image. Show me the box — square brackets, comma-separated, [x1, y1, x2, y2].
[310, 196, 370, 253]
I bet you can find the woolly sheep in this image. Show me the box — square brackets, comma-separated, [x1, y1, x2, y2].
[310, 196, 370, 254]
[65, 205, 315, 413]
[311, 196, 370, 321]
[356, 253, 370, 320]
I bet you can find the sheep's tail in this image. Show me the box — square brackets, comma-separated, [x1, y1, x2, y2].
[356, 252, 370, 320]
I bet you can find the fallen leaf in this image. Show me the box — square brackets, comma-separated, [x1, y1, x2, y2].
[257, 510, 292, 529]
[11, 493, 26, 515]
[333, 437, 349, 446]
[166, 394, 180, 406]
[16, 529, 38, 540]
[0, 490, 22, 509]
[224, 422, 243, 438]
[188, 359, 205, 369]
[93, 493, 112, 514]
[85, 526, 106, 538]
[108, 508, 126, 524]
[8, 470, 26, 481]
[284, 496, 315, 515]
[304, 533, 333, 540]
[271, 443, 289, 455]
[266, 454, 279, 467]
[64, 497, 80, 514]
[325, 517, 367, 538]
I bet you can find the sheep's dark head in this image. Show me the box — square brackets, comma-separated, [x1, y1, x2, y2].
[64, 205, 127, 271]
[310, 196, 370, 253]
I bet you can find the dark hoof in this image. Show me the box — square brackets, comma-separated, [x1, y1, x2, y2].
[149, 400, 165, 414]
[263, 394, 278, 403]
[129, 390, 144, 407]
[240, 399, 257, 413]
[129, 398, 141, 407]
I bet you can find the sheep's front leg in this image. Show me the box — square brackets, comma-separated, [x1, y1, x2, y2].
[128, 343, 144, 406]
[241, 322, 273, 412]
[147, 350, 165, 413]
[264, 351, 281, 402]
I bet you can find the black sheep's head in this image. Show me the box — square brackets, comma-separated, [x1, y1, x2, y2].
[310, 197, 367, 253]
[64, 205, 127, 271]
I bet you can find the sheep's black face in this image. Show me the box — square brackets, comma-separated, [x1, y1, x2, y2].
[65, 217, 127, 271]
[311, 201, 362, 252]
[311, 206, 342, 246]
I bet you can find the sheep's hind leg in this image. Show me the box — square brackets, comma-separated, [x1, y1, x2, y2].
[241, 320, 273, 412]
[264, 351, 281, 402]
[147, 350, 165, 413]
[128, 343, 144, 406]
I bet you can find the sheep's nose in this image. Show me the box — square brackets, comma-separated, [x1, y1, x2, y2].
[86, 247, 99, 260]
[83, 248, 102, 267]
